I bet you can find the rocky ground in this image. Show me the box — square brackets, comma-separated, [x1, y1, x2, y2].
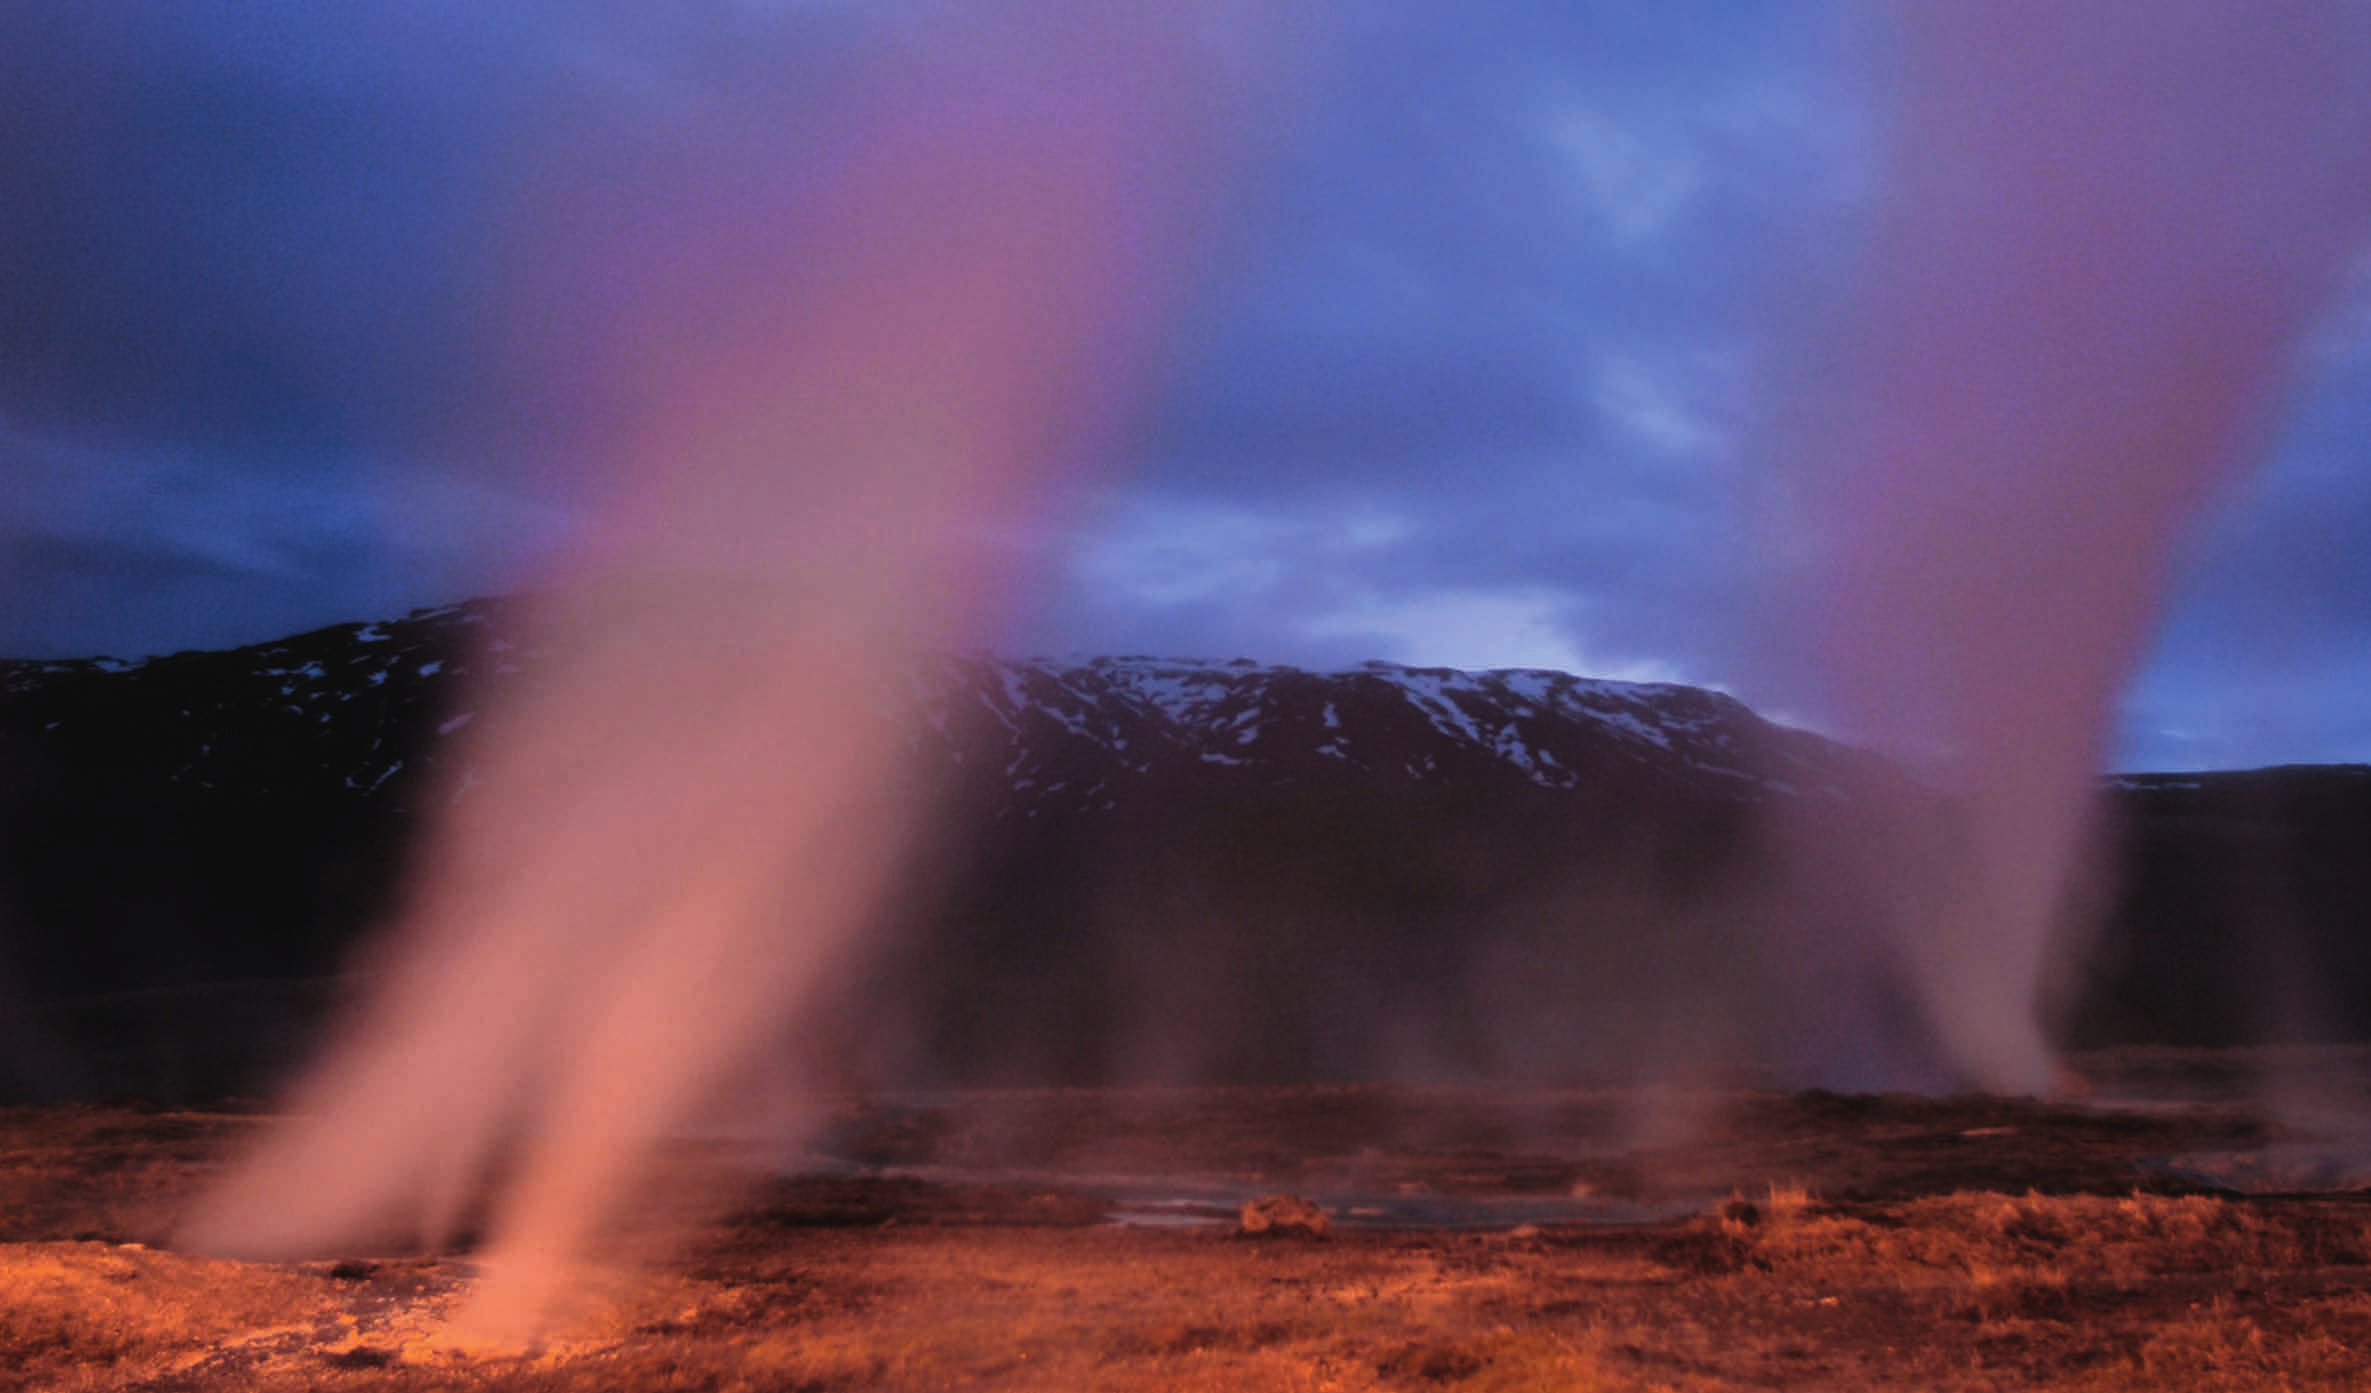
[8, 1049, 2371, 1390]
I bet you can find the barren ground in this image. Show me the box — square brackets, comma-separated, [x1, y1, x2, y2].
[9, 1048, 2371, 1390]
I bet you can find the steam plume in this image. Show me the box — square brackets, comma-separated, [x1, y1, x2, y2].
[183, 11, 1240, 1340]
[1778, 1, 2371, 1092]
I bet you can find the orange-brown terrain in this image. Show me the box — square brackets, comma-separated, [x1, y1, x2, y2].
[9, 1049, 2371, 1391]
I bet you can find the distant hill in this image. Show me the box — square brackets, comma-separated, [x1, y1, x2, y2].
[1, 597, 2366, 1099]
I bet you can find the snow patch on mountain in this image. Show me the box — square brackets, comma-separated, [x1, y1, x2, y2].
[2, 598, 1869, 818]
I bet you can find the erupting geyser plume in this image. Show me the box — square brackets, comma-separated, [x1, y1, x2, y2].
[1779, 2, 2371, 1093]
[182, 12, 1243, 1340]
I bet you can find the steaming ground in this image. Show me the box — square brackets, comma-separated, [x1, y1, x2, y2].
[12, 1058, 2371, 1390]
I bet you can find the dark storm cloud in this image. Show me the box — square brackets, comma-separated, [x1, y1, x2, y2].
[1026, 0, 1859, 687]
[0, 2, 915, 452]
[1133, 1, 1844, 488]
[1035, 2, 2371, 768]
[0, 529, 376, 662]
[0, 8, 495, 453]
[0, 5, 534, 655]
[0, 1, 886, 654]
[4, 1, 2366, 767]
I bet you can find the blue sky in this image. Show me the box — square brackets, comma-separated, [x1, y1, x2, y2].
[2, 2, 2366, 771]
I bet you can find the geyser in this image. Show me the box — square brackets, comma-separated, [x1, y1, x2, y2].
[1776, 1, 2371, 1093]
[182, 11, 1242, 1340]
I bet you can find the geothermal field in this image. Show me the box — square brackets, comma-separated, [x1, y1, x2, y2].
[12, 1063, 2371, 1391]
[8, 2, 2371, 1391]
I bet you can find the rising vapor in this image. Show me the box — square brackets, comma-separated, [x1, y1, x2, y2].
[1776, 0, 2371, 1092]
[182, 10, 1254, 1340]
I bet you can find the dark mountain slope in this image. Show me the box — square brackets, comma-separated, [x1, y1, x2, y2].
[1, 598, 2365, 1097]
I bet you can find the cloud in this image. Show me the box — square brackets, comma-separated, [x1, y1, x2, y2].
[0, 9, 496, 454]
[1069, 497, 1302, 613]
[0, 414, 573, 657]
[1541, 101, 1708, 249]
[1301, 587, 1676, 681]
[1588, 349, 1734, 460]
[3, 2, 2367, 767]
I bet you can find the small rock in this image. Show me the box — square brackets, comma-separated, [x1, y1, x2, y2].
[1237, 1193, 1330, 1239]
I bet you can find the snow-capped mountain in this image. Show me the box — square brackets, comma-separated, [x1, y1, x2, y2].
[0, 595, 1888, 1094]
[0, 596, 1878, 822]
[2, 596, 2367, 1098]
[913, 651, 1876, 815]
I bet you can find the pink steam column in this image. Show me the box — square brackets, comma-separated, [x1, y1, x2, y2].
[1786, 2, 2371, 1092]
[181, 12, 1243, 1342]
